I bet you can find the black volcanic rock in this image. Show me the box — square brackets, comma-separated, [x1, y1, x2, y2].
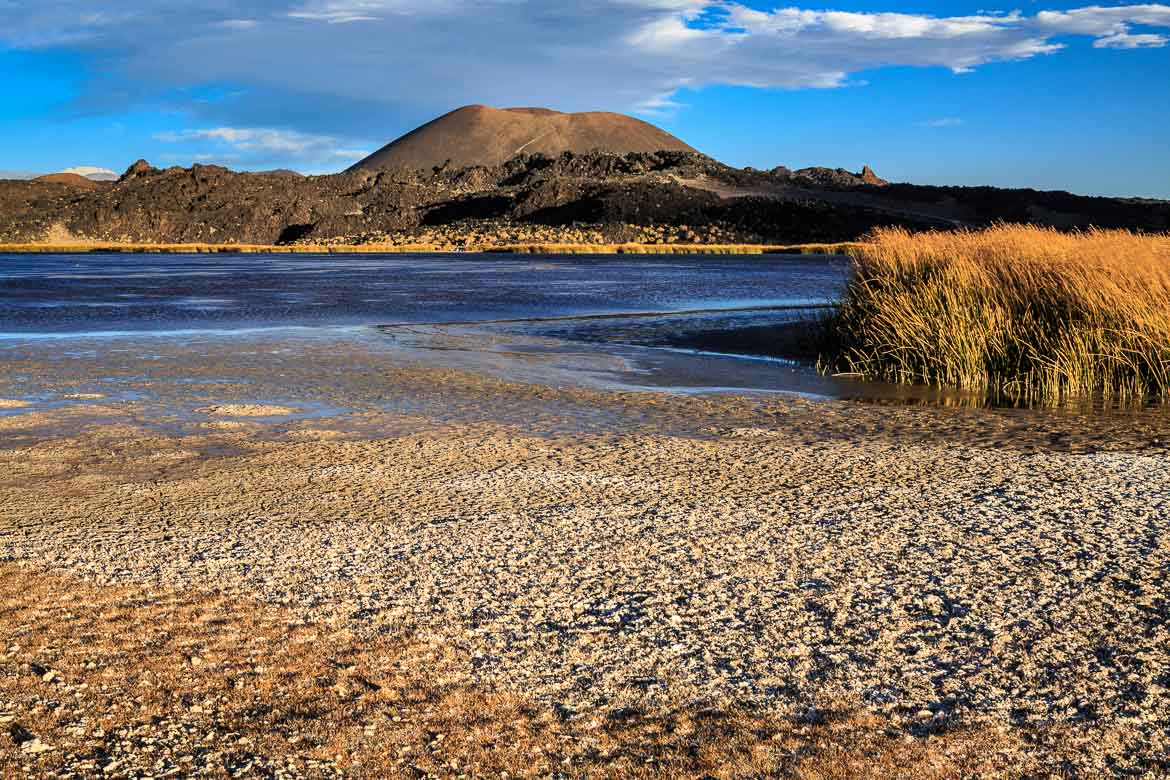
[1, 149, 1167, 245]
[782, 166, 887, 189]
[254, 169, 304, 178]
[860, 166, 886, 186]
[121, 159, 157, 181]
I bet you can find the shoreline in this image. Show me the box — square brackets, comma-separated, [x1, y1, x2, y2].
[1, 331, 1169, 776]
[2, 265, 1168, 777]
[0, 240, 860, 255]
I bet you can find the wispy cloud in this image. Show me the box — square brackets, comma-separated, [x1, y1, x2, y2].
[215, 19, 259, 30]
[918, 117, 965, 128]
[287, 0, 456, 23]
[633, 91, 689, 118]
[1094, 31, 1169, 48]
[155, 126, 369, 165]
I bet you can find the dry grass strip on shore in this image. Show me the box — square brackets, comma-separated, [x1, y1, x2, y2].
[0, 242, 857, 256]
[483, 242, 858, 255]
[827, 225, 1170, 403]
[0, 564, 1041, 779]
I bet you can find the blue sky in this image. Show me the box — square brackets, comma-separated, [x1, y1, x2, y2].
[2, 0, 1169, 197]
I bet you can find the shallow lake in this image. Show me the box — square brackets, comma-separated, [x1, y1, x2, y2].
[0, 252, 846, 336]
[0, 252, 1164, 414]
[0, 251, 875, 397]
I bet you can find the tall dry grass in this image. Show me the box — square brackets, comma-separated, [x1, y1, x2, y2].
[828, 225, 1170, 403]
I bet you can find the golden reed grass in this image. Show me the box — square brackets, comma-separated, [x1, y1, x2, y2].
[828, 225, 1170, 402]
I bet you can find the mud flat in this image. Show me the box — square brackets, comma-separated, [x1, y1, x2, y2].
[1, 333, 1168, 778]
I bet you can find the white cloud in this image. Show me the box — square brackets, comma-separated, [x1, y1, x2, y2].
[633, 90, 689, 117]
[628, 15, 711, 50]
[155, 127, 369, 163]
[1, 1, 1167, 166]
[1094, 31, 1169, 48]
[1036, 5, 1170, 35]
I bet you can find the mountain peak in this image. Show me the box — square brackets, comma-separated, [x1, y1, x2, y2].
[121, 159, 157, 180]
[350, 105, 698, 172]
[860, 165, 887, 186]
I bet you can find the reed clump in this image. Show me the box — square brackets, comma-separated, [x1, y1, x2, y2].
[828, 225, 1170, 403]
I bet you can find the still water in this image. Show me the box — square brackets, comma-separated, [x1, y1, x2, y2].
[0, 252, 845, 336]
[0, 251, 876, 397]
[2, 252, 1165, 414]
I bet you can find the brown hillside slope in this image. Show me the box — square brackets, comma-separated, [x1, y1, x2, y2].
[32, 172, 103, 190]
[350, 104, 698, 171]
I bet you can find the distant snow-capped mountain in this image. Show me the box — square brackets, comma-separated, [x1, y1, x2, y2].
[60, 166, 119, 181]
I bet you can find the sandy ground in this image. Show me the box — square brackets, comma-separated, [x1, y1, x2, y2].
[199, 404, 301, 417]
[1, 333, 1169, 777]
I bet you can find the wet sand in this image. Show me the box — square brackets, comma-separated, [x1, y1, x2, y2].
[1, 331, 1169, 777]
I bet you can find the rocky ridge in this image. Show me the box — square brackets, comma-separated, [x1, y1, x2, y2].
[1, 150, 1167, 246]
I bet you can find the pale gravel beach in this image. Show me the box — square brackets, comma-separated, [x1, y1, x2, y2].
[1, 332, 1169, 777]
